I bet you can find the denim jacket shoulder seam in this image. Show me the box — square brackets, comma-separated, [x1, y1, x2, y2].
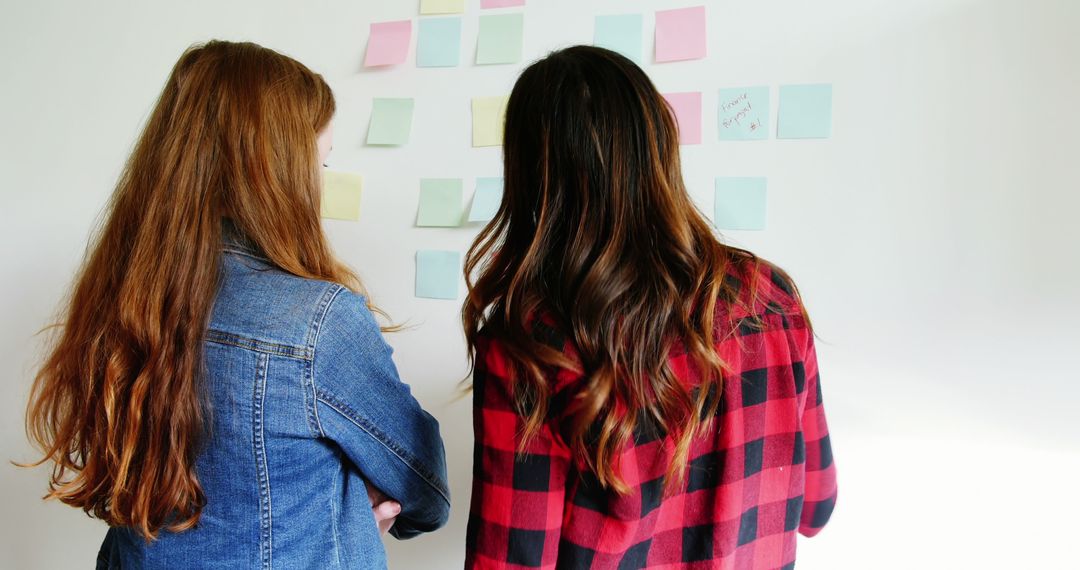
[307, 283, 349, 438]
[205, 329, 312, 360]
[314, 390, 452, 505]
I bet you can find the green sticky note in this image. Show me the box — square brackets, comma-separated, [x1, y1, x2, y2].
[468, 178, 503, 222]
[594, 14, 643, 64]
[718, 86, 770, 141]
[418, 17, 462, 68]
[367, 98, 414, 146]
[420, 0, 464, 15]
[714, 177, 767, 231]
[476, 13, 524, 65]
[417, 178, 464, 227]
[320, 170, 362, 221]
[777, 84, 832, 139]
[416, 250, 460, 300]
[472, 96, 508, 147]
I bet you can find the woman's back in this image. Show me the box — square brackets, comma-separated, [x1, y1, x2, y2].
[98, 234, 450, 569]
[467, 261, 836, 569]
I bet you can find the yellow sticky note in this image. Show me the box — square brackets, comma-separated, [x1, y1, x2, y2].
[321, 170, 363, 221]
[472, 96, 509, 147]
[421, 0, 465, 14]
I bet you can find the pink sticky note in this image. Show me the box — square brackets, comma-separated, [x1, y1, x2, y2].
[655, 6, 707, 63]
[481, 0, 525, 8]
[663, 92, 703, 145]
[365, 20, 412, 67]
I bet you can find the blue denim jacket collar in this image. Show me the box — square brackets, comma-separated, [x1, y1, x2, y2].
[221, 218, 269, 261]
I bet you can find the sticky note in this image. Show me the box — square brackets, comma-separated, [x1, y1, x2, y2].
[416, 250, 460, 300]
[472, 96, 509, 147]
[718, 87, 770, 141]
[714, 177, 767, 231]
[420, 0, 464, 15]
[468, 178, 503, 222]
[364, 20, 412, 67]
[417, 178, 464, 227]
[367, 98, 414, 146]
[321, 170, 363, 221]
[476, 13, 524, 65]
[417, 17, 462, 67]
[778, 84, 833, 139]
[594, 14, 644, 64]
[655, 6, 707, 63]
[481, 0, 525, 7]
[663, 92, 703, 145]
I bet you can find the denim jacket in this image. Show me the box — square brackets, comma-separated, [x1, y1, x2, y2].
[97, 226, 450, 569]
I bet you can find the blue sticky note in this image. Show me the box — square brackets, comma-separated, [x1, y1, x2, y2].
[468, 178, 503, 222]
[417, 17, 462, 68]
[777, 84, 832, 139]
[416, 250, 460, 300]
[718, 86, 770, 141]
[594, 14, 644, 64]
[714, 177, 767, 230]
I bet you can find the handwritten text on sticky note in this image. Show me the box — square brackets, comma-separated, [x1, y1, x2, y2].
[719, 86, 770, 141]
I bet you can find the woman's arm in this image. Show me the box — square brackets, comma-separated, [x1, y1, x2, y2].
[794, 325, 837, 536]
[465, 337, 572, 569]
[312, 287, 451, 539]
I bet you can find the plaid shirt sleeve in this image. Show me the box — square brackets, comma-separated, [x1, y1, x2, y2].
[794, 322, 837, 536]
[465, 335, 573, 569]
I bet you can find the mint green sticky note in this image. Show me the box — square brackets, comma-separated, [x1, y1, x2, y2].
[468, 178, 503, 222]
[367, 98, 414, 145]
[719, 86, 770, 141]
[417, 178, 464, 227]
[476, 13, 524, 65]
[594, 14, 643, 64]
[714, 177, 767, 230]
[418, 17, 462, 68]
[777, 84, 832, 139]
[416, 250, 460, 300]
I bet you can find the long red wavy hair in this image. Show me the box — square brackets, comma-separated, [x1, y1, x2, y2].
[23, 40, 369, 540]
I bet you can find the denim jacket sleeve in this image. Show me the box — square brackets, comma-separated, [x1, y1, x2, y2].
[312, 286, 451, 539]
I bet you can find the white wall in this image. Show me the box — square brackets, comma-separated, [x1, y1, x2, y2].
[2, 0, 1077, 568]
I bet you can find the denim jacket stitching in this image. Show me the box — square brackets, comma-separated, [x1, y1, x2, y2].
[205, 329, 312, 360]
[307, 284, 348, 439]
[251, 352, 274, 570]
[314, 390, 452, 505]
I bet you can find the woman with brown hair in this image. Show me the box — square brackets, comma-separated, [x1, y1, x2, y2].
[23, 41, 449, 568]
[463, 46, 836, 569]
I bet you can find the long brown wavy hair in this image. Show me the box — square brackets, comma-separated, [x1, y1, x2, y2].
[22, 40, 370, 540]
[463, 46, 802, 493]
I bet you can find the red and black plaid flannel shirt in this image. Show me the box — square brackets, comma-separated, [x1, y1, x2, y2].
[465, 263, 837, 569]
